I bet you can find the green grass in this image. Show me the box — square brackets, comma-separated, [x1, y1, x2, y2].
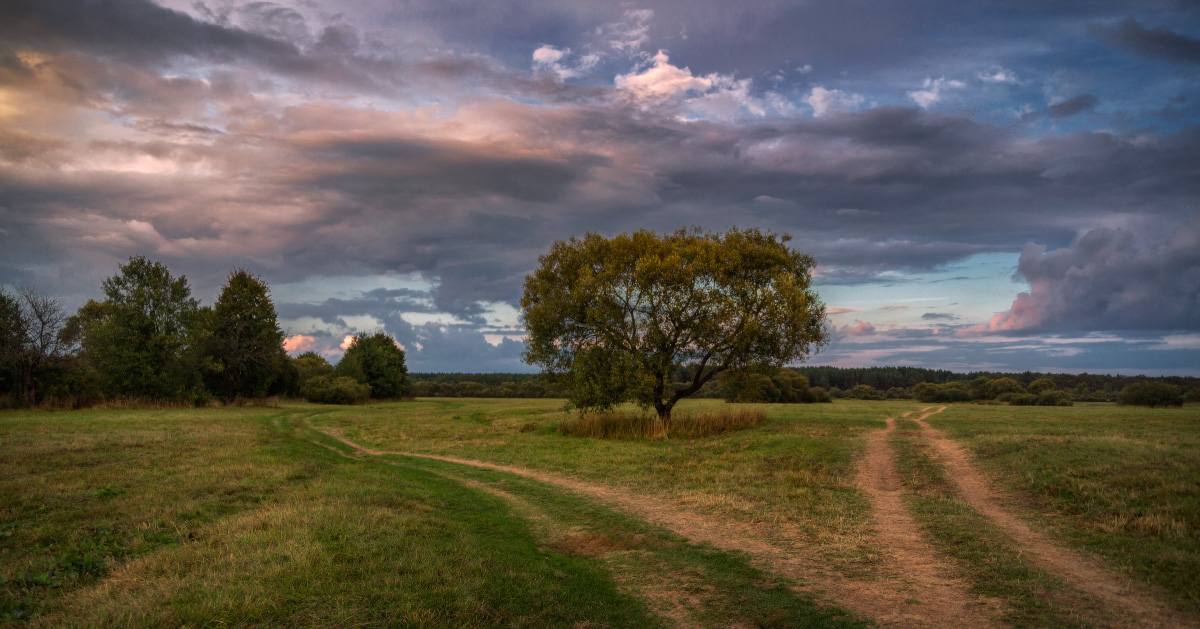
[890, 417, 1089, 628]
[4, 399, 1198, 625]
[0, 406, 864, 627]
[311, 397, 906, 575]
[926, 404, 1200, 611]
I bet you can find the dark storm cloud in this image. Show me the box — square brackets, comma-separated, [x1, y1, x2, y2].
[3, 0, 1200, 373]
[1091, 18, 1200, 64]
[1046, 94, 1100, 118]
[299, 137, 588, 203]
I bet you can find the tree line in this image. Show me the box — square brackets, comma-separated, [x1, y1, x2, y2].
[409, 366, 1197, 407]
[0, 256, 408, 408]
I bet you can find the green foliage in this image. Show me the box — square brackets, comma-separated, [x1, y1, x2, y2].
[913, 381, 972, 403]
[335, 332, 409, 398]
[291, 351, 333, 394]
[1027, 378, 1058, 395]
[1184, 388, 1200, 404]
[886, 386, 910, 399]
[987, 377, 1024, 399]
[1118, 381, 1184, 407]
[849, 384, 884, 400]
[200, 270, 286, 403]
[301, 375, 371, 404]
[719, 367, 817, 403]
[522, 227, 828, 420]
[1036, 390, 1074, 406]
[76, 256, 201, 400]
[0, 290, 22, 399]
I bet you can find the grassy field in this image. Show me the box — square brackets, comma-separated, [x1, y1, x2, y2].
[1, 399, 1197, 626]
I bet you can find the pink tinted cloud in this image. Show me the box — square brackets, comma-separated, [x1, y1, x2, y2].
[840, 321, 876, 336]
[283, 334, 317, 354]
[827, 307, 865, 315]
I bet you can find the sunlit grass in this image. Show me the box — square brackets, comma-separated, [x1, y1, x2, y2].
[927, 403, 1200, 611]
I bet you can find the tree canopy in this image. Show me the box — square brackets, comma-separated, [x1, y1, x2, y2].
[76, 256, 201, 398]
[201, 269, 287, 403]
[521, 227, 828, 421]
[336, 332, 409, 399]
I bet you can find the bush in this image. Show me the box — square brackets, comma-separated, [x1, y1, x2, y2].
[557, 407, 766, 440]
[1027, 378, 1058, 395]
[828, 387, 845, 399]
[886, 387, 910, 399]
[913, 381, 971, 403]
[808, 386, 832, 402]
[1007, 393, 1038, 406]
[1036, 390, 1073, 406]
[1185, 388, 1200, 404]
[849, 384, 884, 400]
[1118, 382, 1183, 407]
[301, 376, 371, 405]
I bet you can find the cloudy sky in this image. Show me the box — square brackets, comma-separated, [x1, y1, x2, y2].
[2, 0, 1198, 374]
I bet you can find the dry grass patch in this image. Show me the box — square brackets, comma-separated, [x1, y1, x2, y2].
[557, 407, 766, 440]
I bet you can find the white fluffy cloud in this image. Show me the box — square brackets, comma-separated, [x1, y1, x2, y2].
[803, 86, 864, 117]
[532, 45, 599, 80]
[978, 68, 1018, 84]
[615, 50, 712, 100]
[908, 76, 966, 108]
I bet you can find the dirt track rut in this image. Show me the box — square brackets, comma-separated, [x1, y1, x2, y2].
[302, 415, 1003, 627]
[911, 409, 1196, 628]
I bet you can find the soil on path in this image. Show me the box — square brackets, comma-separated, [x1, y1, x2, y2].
[911, 409, 1197, 628]
[302, 415, 1002, 628]
[855, 408, 1004, 627]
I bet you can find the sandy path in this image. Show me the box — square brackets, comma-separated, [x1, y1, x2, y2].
[911, 409, 1197, 628]
[855, 409, 1003, 627]
[300, 415, 1001, 627]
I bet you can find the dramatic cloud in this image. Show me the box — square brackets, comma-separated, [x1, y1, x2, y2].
[1, 0, 1198, 373]
[1091, 18, 1200, 65]
[971, 224, 1200, 334]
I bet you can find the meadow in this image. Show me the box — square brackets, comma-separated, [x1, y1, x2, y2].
[1, 399, 1197, 627]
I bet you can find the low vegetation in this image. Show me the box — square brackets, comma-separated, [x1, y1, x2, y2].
[556, 406, 767, 440]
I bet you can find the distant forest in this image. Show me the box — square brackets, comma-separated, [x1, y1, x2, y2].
[411, 366, 1199, 402]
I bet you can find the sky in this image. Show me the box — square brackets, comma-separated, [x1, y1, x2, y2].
[1, 0, 1198, 375]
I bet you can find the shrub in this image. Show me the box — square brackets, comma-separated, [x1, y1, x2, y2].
[1184, 388, 1200, 404]
[1118, 382, 1183, 408]
[914, 381, 972, 403]
[828, 387, 845, 399]
[886, 387, 910, 399]
[987, 377, 1024, 399]
[808, 386, 832, 402]
[557, 406, 766, 440]
[849, 384, 884, 400]
[1036, 390, 1073, 406]
[1007, 393, 1038, 406]
[301, 376, 371, 405]
[1027, 377, 1058, 395]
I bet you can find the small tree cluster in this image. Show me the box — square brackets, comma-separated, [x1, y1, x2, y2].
[0, 256, 412, 408]
[1118, 382, 1183, 407]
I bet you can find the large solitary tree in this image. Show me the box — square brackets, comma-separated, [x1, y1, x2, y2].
[521, 227, 828, 422]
